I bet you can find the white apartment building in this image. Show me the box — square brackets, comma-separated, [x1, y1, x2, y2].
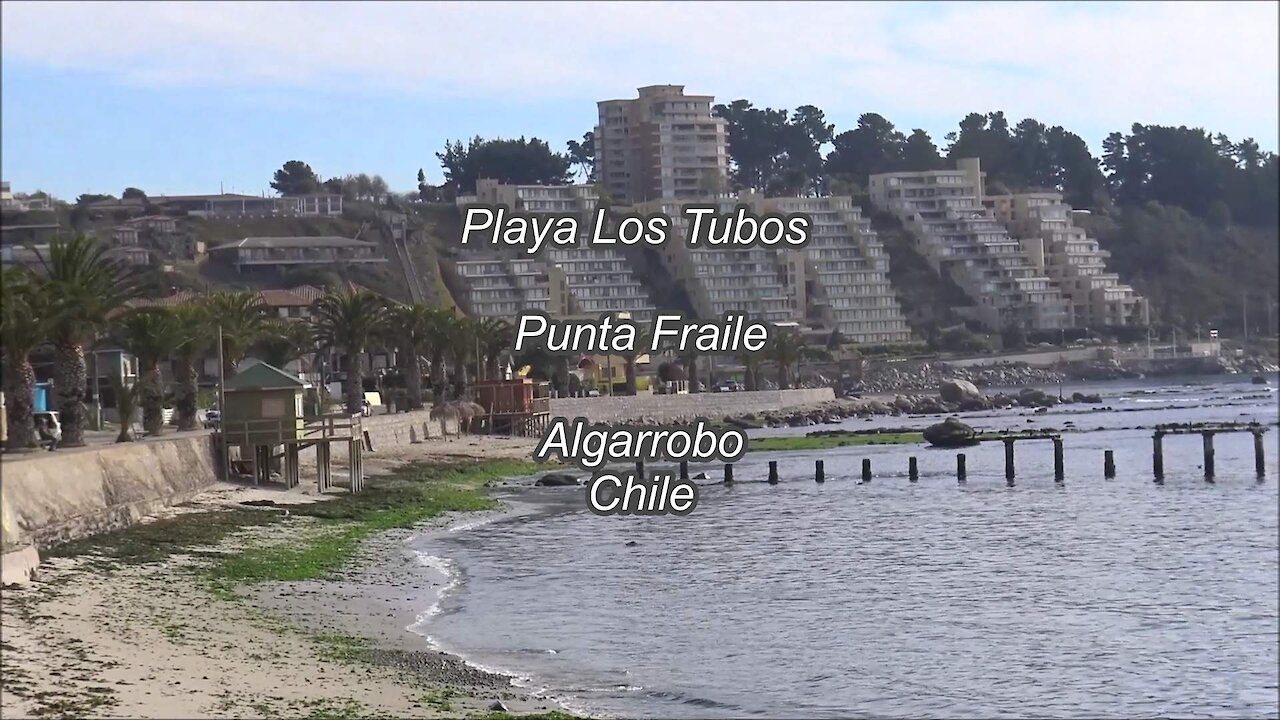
[769, 195, 914, 344]
[595, 85, 730, 204]
[869, 158, 1073, 332]
[638, 195, 913, 344]
[457, 181, 657, 322]
[453, 257, 568, 318]
[986, 193, 1149, 328]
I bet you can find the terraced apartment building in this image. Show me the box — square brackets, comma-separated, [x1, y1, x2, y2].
[453, 180, 657, 322]
[636, 193, 913, 345]
[985, 192, 1149, 328]
[868, 158, 1074, 332]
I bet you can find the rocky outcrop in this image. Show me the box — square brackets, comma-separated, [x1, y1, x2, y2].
[923, 417, 978, 447]
[939, 378, 982, 403]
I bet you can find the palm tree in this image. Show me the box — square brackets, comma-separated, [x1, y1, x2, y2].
[205, 291, 270, 377]
[444, 315, 477, 398]
[40, 234, 144, 447]
[621, 327, 651, 396]
[737, 349, 762, 391]
[678, 345, 702, 393]
[171, 301, 212, 431]
[254, 319, 315, 372]
[311, 289, 388, 414]
[1, 269, 55, 450]
[110, 374, 140, 443]
[110, 307, 192, 436]
[769, 327, 806, 390]
[474, 317, 514, 380]
[385, 304, 444, 409]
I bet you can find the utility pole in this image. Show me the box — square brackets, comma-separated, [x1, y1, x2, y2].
[1243, 291, 1249, 342]
[217, 325, 228, 484]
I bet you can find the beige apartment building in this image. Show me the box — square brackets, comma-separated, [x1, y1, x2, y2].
[636, 194, 913, 344]
[986, 193, 1149, 328]
[595, 85, 730, 204]
[455, 181, 657, 322]
[869, 158, 1073, 332]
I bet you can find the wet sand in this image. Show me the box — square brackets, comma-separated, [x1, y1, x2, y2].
[0, 435, 567, 719]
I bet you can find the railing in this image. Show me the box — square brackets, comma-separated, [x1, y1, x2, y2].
[219, 412, 363, 447]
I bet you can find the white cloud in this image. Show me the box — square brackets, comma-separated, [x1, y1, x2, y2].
[2, 0, 1276, 145]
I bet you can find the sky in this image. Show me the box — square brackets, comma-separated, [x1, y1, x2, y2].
[2, 1, 1277, 200]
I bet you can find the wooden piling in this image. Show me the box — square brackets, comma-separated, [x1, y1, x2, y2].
[1202, 432, 1215, 479]
[1003, 438, 1016, 481]
[1153, 433, 1164, 480]
[409, 425, 419, 444]
[768, 460, 779, 484]
[1104, 450, 1116, 479]
[861, 458, 871, 483]
[1255, 430, 1266, 479]
[724, 464, 734, 484]
[908, 456, 918, 482]
[679, 460, 689, 480]
[957, 453, 967, 482]
[815, 459, 824, 483]
[636, 460, 645, 480]
[1053, 438, 1064, 482]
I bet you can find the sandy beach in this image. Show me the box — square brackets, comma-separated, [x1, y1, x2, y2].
[0, 435, 573, 719]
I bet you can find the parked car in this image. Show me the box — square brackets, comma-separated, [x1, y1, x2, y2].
[713, 381, 743, 393]
[203, 409, 221, 429]
[361, 399, 372, 417]
[34, 411, 62, 450]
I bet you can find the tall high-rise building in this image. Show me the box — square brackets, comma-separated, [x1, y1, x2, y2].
[595, 85, 730, 204]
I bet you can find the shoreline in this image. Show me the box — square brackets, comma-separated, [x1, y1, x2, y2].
[0, 436, 578, 719]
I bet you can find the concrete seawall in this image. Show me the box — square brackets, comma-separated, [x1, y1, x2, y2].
[1, 433, 221, 583]
[548, 388, 834, 424]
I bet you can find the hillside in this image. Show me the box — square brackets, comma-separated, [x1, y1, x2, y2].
[869, 210, 973, 340]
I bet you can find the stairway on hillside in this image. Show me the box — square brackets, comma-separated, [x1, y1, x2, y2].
[871, 210, 976, 337]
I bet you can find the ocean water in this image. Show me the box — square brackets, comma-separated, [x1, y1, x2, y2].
[410, 377, 1280, 718]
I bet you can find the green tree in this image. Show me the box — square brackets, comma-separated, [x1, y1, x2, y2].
[110, 374, 140, 443]
[39, 234, 144, 446]
[384, 304, 447, 409]
[205, 291, 270, 377]
[565, 131, 596, 182]
[768, 327, 805, 389]
[621, 327, 651, 396]
[270, 160, 322, 196]
[714, 100, 830, 195]
[443, 314, 477, 398]
[474, 317, 514, 381]
[311, 289, 389, 414]
[110, 307, 191, 436]
[437, 136, 571, 194]
[122, 187, 147, 200]
[826, 113, 906, 180]
[1, 269, 54, 450]
[678, 345, 702, 393]
[253, 319, 315, 370]
[170, 302, 212, 431]
[900, 129, 944, 172]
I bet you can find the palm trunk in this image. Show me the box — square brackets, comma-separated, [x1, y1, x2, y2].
[405, 353, 424, 410]
[3, 354, 37, 451]
[141, 361, 164, 436]
[778, 362, 791, 390]
[53, 340, 88, 447]
[430, 350, 446, 402]
[687, 355, 700, 393]
[174, 354, 198, 431]
[345, 352, 364, 415]
[624, 357, 638, 395]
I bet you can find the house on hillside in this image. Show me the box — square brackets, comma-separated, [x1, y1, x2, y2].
[126, 215, 179, 234]
[0, 223, 62, 246]
[208, 236, 386, 274]
[113, 225, 141, 246]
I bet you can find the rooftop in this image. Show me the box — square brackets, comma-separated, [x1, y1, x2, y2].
[210, 236, 378, 251]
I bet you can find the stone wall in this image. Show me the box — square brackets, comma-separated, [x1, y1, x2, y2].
[359, 408, 461, 451]
[548, 388, 834, 424]
[1, 434, 220, 555]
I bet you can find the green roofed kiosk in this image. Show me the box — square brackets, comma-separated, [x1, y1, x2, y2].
[220, 362, 364, 492]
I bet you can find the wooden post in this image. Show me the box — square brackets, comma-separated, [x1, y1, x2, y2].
[957, 453, 966, 482]
[317, 442, 330, 492]
[1053, 438, 1064, 482]
[1202, 432, 1215, 479]
[636, 460, 645, 480]
[724, 463, 734, 484]
[908, 456, 918, 482]
[861, 458, 871, 483]
[348, 439, 359, 493]
[1104, 450, 1116, 479]
[767, 461, 779, 485]
[679, 460, 689, 480]
[815, 459, 824, 483]
[1003, 438, 1016, 481]
[363, 430, 374, 453]
[1254, 430, 1266, 479]
[409, 425, 419, 444]
[1153, 433, 1164, 480]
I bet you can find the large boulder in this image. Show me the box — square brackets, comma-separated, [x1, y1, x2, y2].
[939, 378, 982, 403]
[535, 472, 581, 487]
[923, 417, 979, 447]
